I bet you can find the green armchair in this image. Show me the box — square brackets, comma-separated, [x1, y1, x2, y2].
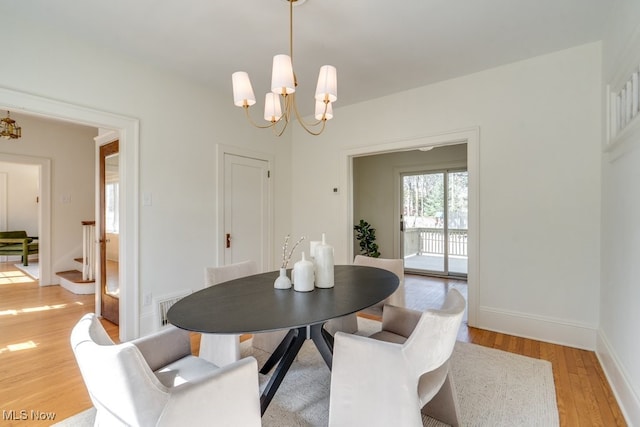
[0, 230, 39, 266]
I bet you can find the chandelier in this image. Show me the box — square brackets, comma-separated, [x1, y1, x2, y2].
[1, 111, 21, 140]
[231, 0, 337, 136]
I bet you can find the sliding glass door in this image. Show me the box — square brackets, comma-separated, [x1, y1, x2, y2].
[401, 170, 468, 277]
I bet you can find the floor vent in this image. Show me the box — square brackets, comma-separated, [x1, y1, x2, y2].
[154, 291, 190, 328]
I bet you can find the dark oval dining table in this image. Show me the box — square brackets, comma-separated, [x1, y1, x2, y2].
[167, 264, 399, 415]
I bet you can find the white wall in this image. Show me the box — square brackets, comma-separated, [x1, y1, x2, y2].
[0, 115, 96, 274]
[291, 43, 602, 350]
[0, 13, 292, 336]
[599, 0, 640, 423]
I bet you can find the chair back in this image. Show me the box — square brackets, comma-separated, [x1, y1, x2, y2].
[405, 289, 465, 403]
[70, 314, 168, 425]
[205, 260, 257, 287]
[353, 255, 404, 306]
[201, 260, 258, 364]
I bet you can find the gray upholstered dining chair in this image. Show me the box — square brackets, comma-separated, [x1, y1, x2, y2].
[71, 313, 261, 426]
[201, 260, 288, 366]
[328, 289, 466, 427]
[324, 254, 405, 335]
[353, 254, 405, 309]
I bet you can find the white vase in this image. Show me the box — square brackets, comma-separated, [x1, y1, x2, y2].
[293, 252, 315, 292]
[310, 240, 321, 281]
[314, 233, 334, 288]
[274, 268, 292, 289]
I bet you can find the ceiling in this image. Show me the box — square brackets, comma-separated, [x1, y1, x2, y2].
[12, 0, 612, 116]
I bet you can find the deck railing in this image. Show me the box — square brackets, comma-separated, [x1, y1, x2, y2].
[404, 228, 468, 257]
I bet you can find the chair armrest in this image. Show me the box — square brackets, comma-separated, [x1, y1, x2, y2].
[329, 332, 422, 426]
[0, 237, 32, 244]
[158, 357, 261, 426]
[381, 304, 423, 339]
[132, 326, 192, 372]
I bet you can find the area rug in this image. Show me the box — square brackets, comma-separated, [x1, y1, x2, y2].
[14, 262, 39, 280]
[55, 318, 559, 427]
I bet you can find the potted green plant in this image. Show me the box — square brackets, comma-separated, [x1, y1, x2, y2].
[354, 219, 380, 258]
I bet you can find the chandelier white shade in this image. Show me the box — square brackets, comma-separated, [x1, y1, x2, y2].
[315, 100, 333, 121]
[315, 65, 337, 103]
[231, 0, 337, 136]
[271, 54, 296, 95]
[265, 92, 283, 122]
[232, 72, 256, 107]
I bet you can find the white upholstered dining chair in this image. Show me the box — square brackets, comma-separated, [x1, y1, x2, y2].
[328, 289, 466, 427]
[324, 254, 405, 335]
[71, 313, 261, 426]
[200, 260, 288, 366]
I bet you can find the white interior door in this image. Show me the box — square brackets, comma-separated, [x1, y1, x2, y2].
[223, 154, 269, 271]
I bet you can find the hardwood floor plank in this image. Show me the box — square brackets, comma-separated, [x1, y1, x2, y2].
[583, 350, 626, 427]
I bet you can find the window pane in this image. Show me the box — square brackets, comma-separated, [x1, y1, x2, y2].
[105, 183, 119, 233]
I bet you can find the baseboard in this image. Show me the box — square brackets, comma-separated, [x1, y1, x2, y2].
[477, 306, 597, 350]
[596, 331, 638, 426]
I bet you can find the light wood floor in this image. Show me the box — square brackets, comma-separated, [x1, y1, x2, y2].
[0, 263, 626, 426]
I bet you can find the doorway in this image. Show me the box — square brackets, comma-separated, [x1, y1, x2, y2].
[100, 140, 120, 324]
[0, 154, 50, 285]
[0, 164, 39, 271]
[2, 86, 139, 341]
[219, 148, 273, 272]
[346, 128, 479, 327]
[401, 170, 468, 277]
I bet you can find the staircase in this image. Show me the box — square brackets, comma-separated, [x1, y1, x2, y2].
[57, 221, 96, 295]
[57, 258, 95, 295]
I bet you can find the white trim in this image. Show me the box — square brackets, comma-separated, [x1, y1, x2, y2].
[478, 306, 597, 350]
[215, 144, 275, 271]
[0, 153, 50, 286]
[0, 172, 6, 231]
[342, 127, 480, 327]
[0, 86, 140, 342]
[597, 330, 639, 425]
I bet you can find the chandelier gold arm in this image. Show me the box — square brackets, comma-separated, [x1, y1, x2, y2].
[242, 104, 275, 129]
[291, 95, 328, 136]
[242, 99, 291, 137]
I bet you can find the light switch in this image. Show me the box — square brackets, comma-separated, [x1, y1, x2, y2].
[142, 192, 152, 206]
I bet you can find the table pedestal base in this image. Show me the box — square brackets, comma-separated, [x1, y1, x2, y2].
[259, 323, 335, 416]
